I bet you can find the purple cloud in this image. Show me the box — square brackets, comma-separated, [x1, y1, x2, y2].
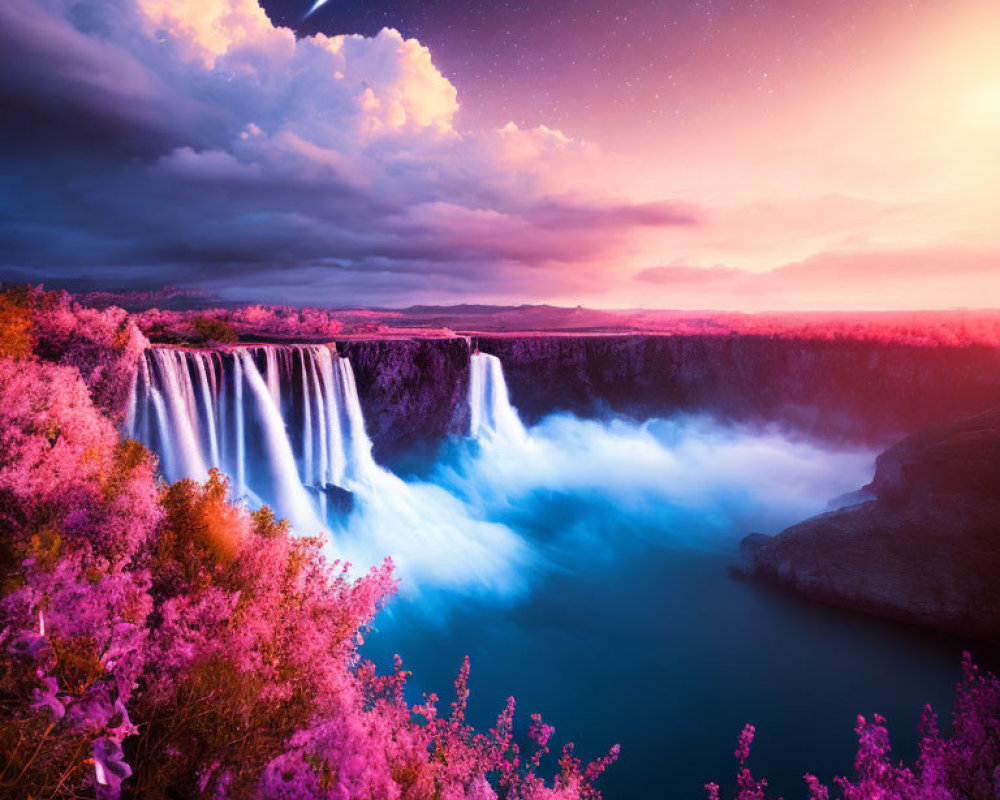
[0, 0, 694, 305]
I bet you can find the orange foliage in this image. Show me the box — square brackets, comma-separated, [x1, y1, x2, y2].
[192, 316, 239, 344]
[0, 289, 34, 359]
[160, 470, 250, 565]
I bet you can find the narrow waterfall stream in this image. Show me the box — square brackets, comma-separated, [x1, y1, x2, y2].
[469, 352, 527, 442]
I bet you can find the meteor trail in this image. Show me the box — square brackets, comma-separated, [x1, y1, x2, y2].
[304, 0, 329, 18]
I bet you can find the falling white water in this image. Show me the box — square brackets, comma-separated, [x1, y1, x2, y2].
[128, 345, 369, 534]
[236, 349, 323, 533]
[315, 346, 348, 488]
[234, 353, 246, 494]
[338, 355, 379, 484]
[299, 348, 314, 488]
[149, 348, 210, 482]
[194, 354, 221, 468]
[265, 347, 281, 408]
[469, 352, 527, 443]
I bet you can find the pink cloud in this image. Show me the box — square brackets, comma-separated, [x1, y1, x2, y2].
[635, 265, 744, 286]
[634, 248, 1000, 310]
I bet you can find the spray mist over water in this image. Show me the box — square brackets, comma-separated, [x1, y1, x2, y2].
[131, 347, 875, 596]
[364, 354, 949, 800]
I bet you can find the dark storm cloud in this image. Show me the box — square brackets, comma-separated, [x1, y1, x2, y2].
[0, 0, 696, 305]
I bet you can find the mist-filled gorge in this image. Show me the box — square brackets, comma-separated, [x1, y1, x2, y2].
[127, 346, 877, 596]
[124, 343, 986, 799]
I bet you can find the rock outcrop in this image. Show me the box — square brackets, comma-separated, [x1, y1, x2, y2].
[740, 407, 1000, 642]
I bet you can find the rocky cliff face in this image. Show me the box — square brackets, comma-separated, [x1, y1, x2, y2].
[336, 338, 470, 464]
[330, 334, 1000, 461]
[740, 407, 1000, 643]
[477, 335, 1000, 444]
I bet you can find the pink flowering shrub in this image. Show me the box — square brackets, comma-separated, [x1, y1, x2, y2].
[265, 656, 621, 800]
[0, 288, 34, 360]
[2, 286, 148, 419]
[125, 472, 400, 798]
[708, 656, 1000, 800]
[0, 313, 617, 799]
[0, 355, 159, 798]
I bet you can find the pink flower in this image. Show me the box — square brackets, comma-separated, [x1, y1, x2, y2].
[30, 675, 66, 720]
[735, 724, 756, 764]
[93, 736, 132, 800]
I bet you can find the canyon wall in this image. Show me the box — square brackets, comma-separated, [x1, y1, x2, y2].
[740, 407, 1000, 642]
[476, 335, 1000, 444]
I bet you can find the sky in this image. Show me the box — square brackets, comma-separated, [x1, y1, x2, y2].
[0, 0, 997, 309]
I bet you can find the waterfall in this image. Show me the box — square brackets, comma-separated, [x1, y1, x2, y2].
[469, 352, 526, 442]
[148, 348, 210, 481]
[128, 344, 376, 534]
[128, 343, 527, 591]
[234, 353, 246, 493]
[338, 355, 379, 483]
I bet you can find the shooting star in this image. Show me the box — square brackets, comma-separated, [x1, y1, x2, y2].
[304, 0, 329, 18]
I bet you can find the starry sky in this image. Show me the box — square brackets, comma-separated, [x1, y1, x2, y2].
[0, 0, 997, 309]
[262, 0, 920, 171]
[264, 0, 776, 134]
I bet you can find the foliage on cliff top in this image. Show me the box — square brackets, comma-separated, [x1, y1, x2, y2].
[133, 305, 351, 344]
[191, 316, 240, 345]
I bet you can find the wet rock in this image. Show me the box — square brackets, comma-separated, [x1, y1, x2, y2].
[321, 483, 355, 515]
[336, 338, 471, 465]
[306, 483, 355, 515]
